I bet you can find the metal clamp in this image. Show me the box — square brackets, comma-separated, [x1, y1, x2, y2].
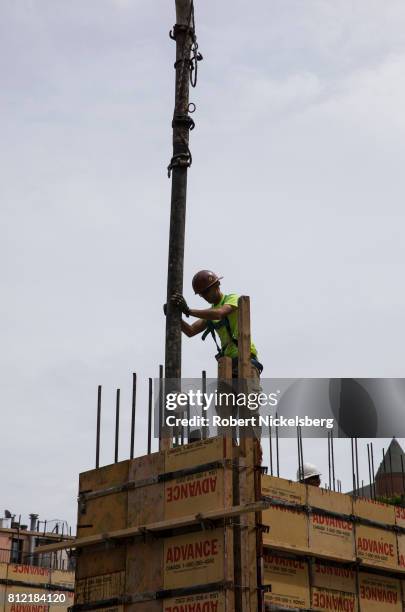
[172, 113, 195, 131]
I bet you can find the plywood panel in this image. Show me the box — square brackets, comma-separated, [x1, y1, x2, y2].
[163, 591, 226, 611]
[50, 570, 74, 588]
[75, 545, 127, 580]
[309, 512, 355, 561]
[397, 533, 405, 570]
[0, 562, 7, 579]
[358, 573, 402, 612]
[262, 505, 308, 552]
[78, 461, 129, 537]
[125, 539, 163, 597]
[127, 452, 165, 527]
[263, 551, 310, 610]
[311, 587, 357, 612]
[395, 505, 405, 529]
[353, 498, 396, 526]
[163, 529, 224, 590]
[261, 474, 306, 505]
[311, 560, 356, 594]
[165, 437, 225, 472]
[356, 525, 398, 569]
[164, 468, 224, 520]
[4, 586, 49, 612]
[308, 487, 352, 515]
[75, 570, 125, 604]
[7, 565, 51, 585]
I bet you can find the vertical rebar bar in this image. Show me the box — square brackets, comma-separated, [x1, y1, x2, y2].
[351, 438, 356, 496]
[331, 430, 336, 491]
[355, 438, 360, 495]
[130, 373, 137, 459]
[297, 427, 301, 481]
[371, 442, 376, 498]
[328, 433, 332, 490]
[299, 426, 304, 482]
[382, 448, 388, 496]
[148, 378, 153, 454]
[389, 447, 394, 496]
[96, 385, 101, 469]
[367, 444, 373, 499]
[115, 389, 120, 463]
[159, 365, 164, 441]
[269, 424, 273, 476]
[401, 455, 405, 494]
[202, 370, 207, 440]
[275, 412, 280, 477]
[186, 398, 191, 442]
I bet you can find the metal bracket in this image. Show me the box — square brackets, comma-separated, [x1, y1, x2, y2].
[169, 23, 195, 41]
[172, 113, 195, 131]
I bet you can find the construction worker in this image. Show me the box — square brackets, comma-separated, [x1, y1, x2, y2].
[168, 270, 263, 379]
[297, 463, 321, 487]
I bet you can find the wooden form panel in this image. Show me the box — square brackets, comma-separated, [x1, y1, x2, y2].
[308, 486, 352, 515]
[163, 591, 226, 611]
[75, 570, 125, 604]
[354, 498, 396, 526]
[398, 533, 405, 570]
[262, 505, 308, 552]
[165, 437, 225, 472]
[358, 572, 402, 611]
[311, 560, 357, 594]
[262, 474, 306, 505]
[356, 525, 398, 570]
[7, 564, 52, 585]
[311, 586, 357, 612]
[76, 544, 127, 581]
[50, 569, 75, 588]
[49, 590, 74, 612]
[78, 461, 130, 537]
[309, 512, 355, 561]
[263, 551, 310, 610]
[395, 506, 405, 529]
[4, 586, 49, 612]
[165, 468, 224, 520]
[0, 562, 7, 579]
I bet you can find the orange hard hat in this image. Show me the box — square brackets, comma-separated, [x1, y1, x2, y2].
[192, 270, 223, 294]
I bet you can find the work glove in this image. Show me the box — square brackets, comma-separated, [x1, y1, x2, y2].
[171, 291, 191, 317]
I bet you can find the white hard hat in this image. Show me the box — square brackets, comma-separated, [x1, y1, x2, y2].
[297, 462, 321, 481]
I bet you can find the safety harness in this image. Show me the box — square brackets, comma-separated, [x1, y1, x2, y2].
[201, 309, 263, 374]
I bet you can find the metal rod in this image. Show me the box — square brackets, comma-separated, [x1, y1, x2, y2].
[96, 385, 101, 469]
[328, 433, 331, 490]
[269, 423, 273, 476]
[159, 365, 164, 441]
[350, 438, 356, 496]
[371, 442, 376, 498]
[367, 444, 373, 499]
[299, 426, 304, 482]
[355, 438, 360, 495]
[148, 378, 153, 454]
[186, 398, 191, 442]
[275, 412, 280, 477]
[401, 455, 405, 494]
[115, 389, 120, 463]
[202, 370, 207, 440]
[130, 373, 137, 459]
[331, 430, 336, 491]
[388, 446, 394, 497]
[297, 427, 302, 481]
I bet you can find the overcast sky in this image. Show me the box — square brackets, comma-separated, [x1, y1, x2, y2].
[2, 0, 405, 532]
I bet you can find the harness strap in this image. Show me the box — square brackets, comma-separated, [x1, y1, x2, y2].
[201, 316, 237, 357]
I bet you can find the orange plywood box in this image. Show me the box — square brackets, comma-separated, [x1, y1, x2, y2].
[308, 487, 352, 516]
[7, 564, 51, 585]
[311, 587, 357, 612]
[309, 512, 355, 562]
[395, 505, 405, 529]
[358, 573, 402, 612]
[263, 551, 310, 610]
[165, 437, 226, 472]
[356, 525, 398, 570]
[163, 591, 226, 612]
[163, 528, 225, 590]
[311, 560, 356, 594]
[262, 474, 306, 505]
[353, 497, 396, 526]
[262, 504, 308, 553]
[165, 468, 225, 520]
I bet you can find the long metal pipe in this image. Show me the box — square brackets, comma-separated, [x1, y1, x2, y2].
[96, 385, 101, 468]
[370, 442, 376, 498]
[148, 378, 153, 454]
[130, 373, 137, 459]
[115, 389, 120, 463]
